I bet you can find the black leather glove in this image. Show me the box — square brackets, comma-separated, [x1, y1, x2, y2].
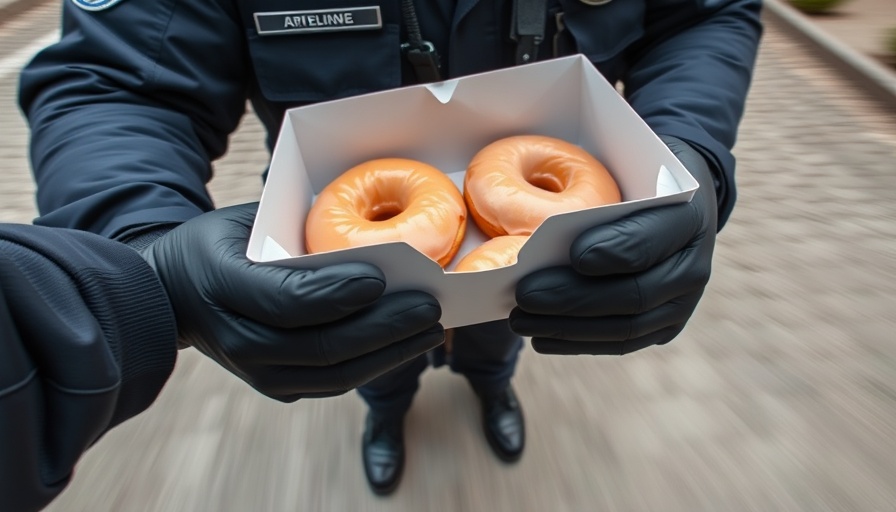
[510, 135, 718, 355]
[140, 203, 445, 401]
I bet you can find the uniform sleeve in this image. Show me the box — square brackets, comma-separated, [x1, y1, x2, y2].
[623, 0, 763, 229]
[0, 224, 177, 512]
[18, 0, 250, 238]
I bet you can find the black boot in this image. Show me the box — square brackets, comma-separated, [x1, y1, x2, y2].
[475, 384, 525, 462]
[361, 410, 405, 495]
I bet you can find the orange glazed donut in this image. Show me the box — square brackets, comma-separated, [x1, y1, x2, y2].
[463, 135, 621, 238]
[305, 158, 467, 268]
[453, 235, 529, 272]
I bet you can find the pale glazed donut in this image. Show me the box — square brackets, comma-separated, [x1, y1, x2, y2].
[463, 135, 621, 238]
[305, 158, 467, 267]
[453, 235, 529, 272]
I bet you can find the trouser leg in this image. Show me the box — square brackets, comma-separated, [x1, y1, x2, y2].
[356, 354, 429, 416]
[449, 319, 523, 393]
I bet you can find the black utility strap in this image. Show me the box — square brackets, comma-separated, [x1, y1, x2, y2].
[401, 0, 442, 82]
[510, 0, 548, 65]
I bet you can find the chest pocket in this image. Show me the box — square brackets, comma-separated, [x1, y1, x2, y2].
[239, 0, 402, 103]
[555, 0, 645, 63]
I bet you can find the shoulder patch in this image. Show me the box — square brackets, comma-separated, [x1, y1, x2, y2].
[71, 0, 127, 11]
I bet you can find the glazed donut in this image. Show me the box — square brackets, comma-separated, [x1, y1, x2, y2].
[463, 135, 621, 237]
[304, 158, 467, 267]
[453, 235, 529, 272]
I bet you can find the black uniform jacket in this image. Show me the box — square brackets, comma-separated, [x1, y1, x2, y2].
[0, 224, 176, 512]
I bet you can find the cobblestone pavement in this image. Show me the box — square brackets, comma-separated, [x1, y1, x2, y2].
[2, 4, 895, 512]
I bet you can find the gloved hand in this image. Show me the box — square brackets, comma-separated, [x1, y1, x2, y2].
[510, 135, 718, 355]
[140, 203, 444, 401]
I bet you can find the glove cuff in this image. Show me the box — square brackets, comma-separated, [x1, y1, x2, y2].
[118, 223, 196, 350]
[116, 222, 180, 251]
[656, 131, 736, 230]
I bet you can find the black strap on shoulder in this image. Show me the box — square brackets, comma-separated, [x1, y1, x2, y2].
[400, 0, 442, 82]
[510, 0, 548, 65]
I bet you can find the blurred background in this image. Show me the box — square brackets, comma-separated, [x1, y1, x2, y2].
[1, 0, 894, 510]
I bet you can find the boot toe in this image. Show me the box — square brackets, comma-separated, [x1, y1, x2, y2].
[362, 412, 405, 495]
[477, 385, 525, 463]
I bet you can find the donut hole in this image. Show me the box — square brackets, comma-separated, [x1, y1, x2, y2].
[526, 172, 566, 193]
[367, 201, 404, 222]
[522, 153, 570, 193]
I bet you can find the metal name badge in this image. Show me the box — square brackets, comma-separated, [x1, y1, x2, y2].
[254, 7, 382, 35]
[70, 0, 127, 11]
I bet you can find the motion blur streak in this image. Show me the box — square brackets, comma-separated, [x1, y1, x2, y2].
[0, 1, 894, 511]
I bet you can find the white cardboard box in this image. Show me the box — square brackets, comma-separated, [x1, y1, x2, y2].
[247, 55, 698, 329]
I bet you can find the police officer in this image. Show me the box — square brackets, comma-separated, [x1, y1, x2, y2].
[18, 0, 762, 499]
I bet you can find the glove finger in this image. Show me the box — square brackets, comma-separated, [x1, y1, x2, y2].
[312, 291, 442, 365]
[530, 324, 686, 356]
[570, 201, 703, 277]
[220, 290, 442, 366]
[215, 261, 389, 329]
[515, 267, 638, 317]
[245, 326, 445, 401]
[517, 240, 709, 317]
[510, 291, 702, 341]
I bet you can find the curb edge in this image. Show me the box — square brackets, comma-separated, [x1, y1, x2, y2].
[763, 0, 896, 113]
